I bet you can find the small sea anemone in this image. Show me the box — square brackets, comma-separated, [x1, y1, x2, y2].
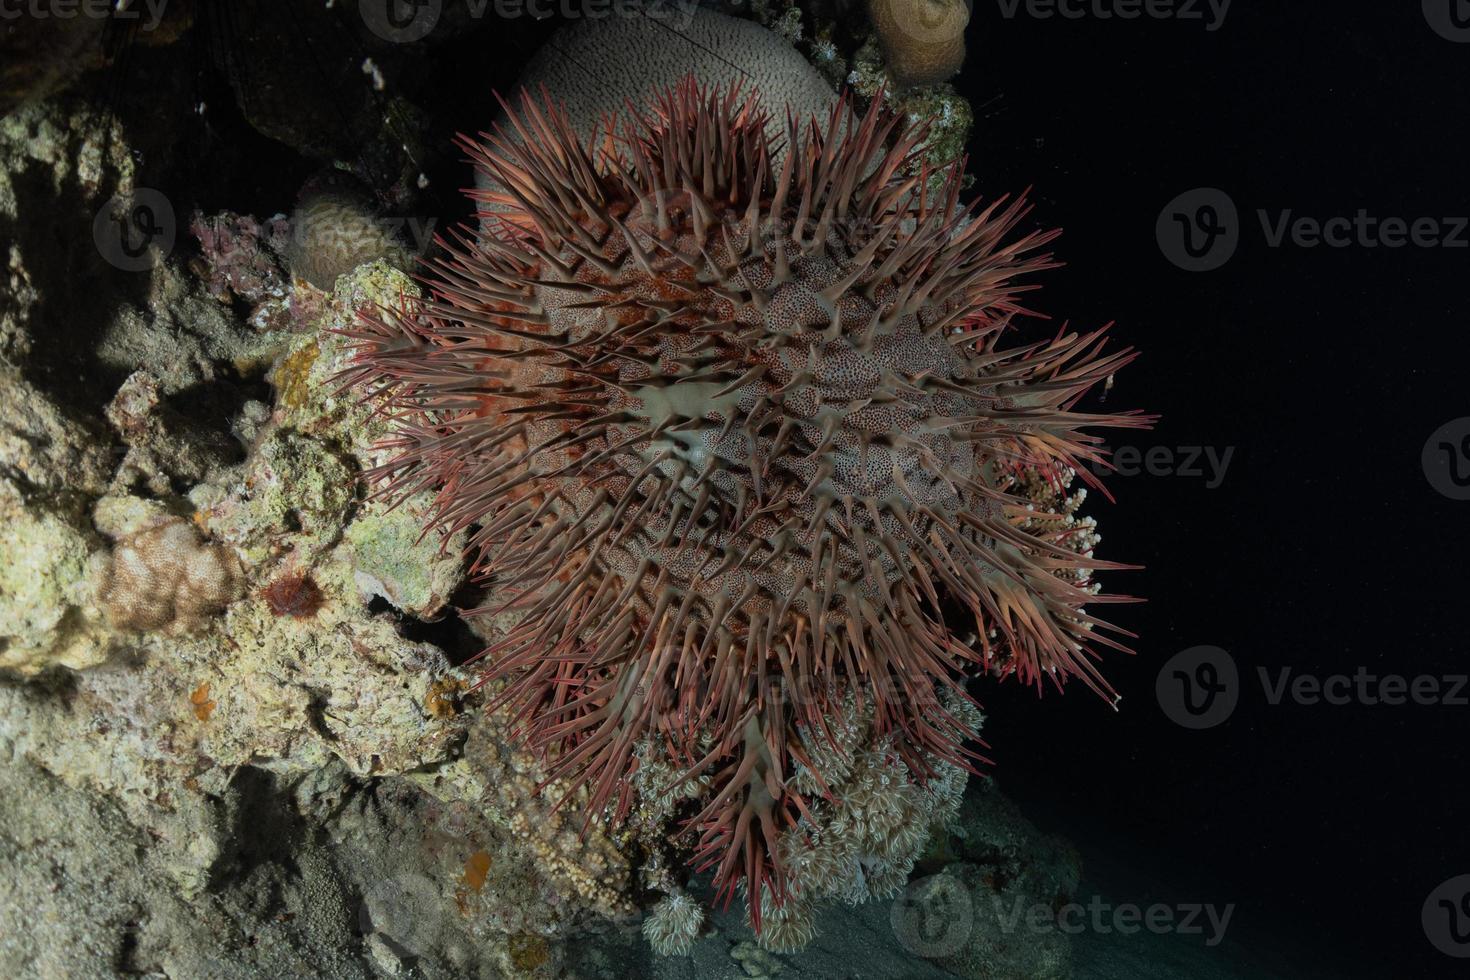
[342, 78, 1148, 930]
[643, 891, 705, 956]
[260, 569, 324, 619]
[753, 888, 817, 952]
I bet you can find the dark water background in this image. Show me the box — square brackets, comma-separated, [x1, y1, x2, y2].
[961, 4, 1469, 976]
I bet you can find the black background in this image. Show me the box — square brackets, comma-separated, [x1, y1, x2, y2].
[959, 3, 1468, 977]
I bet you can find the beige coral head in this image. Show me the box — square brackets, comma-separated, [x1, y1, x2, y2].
[868, 0, 971, 87]
[286, 171, 412, 291]
[97, 517, 241, 634]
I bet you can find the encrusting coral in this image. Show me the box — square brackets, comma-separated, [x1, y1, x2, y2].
[342, 75, 1149, 937]
[97, 516, 242, 634]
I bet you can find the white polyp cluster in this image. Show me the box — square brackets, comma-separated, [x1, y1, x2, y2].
[643, 890, 705, 956]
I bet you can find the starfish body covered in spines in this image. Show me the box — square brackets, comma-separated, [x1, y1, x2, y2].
[341, 78, 1150, 927]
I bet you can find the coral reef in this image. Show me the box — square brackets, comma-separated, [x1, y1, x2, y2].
[727, 0, 978, 195]
[189, 209, 300, 334]
[1, 70, 596, 960]
[0, 475, 109, 674]
[0, 5, 1136, 976]
[753, 690, 981, 951]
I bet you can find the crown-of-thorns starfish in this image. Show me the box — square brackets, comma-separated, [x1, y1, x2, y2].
[341, 78, 1151, 927]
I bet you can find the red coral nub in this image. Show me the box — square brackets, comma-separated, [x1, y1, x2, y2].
[261, 571, 324, 620]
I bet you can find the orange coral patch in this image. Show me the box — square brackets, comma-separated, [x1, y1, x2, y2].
[189, 682, 216, 721]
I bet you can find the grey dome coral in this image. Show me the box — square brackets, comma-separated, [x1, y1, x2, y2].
[510, 8, 835, 139]
[475, 7, 840, 216]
